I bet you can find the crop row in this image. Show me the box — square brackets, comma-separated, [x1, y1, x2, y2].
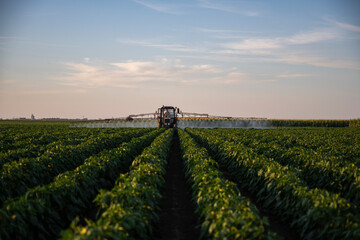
[205, 128, 360, 205]
[61, 129, 173, 239]
[350, 119, 360, 128]
[0, 133, 91, 169]
[268, 119, 350, 127]
[220, 128, 359, 163]
[187, 128, 360, 240]
[0, 124, 86, 152]
[266, 128, 359, 162]
[0, 129, 163, 240]
[0, 127, 127, 161]
[178, 129, 277, 239]
[0, 128, 152, 203]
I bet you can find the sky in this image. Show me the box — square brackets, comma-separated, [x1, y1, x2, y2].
[0, 0, 359, 119]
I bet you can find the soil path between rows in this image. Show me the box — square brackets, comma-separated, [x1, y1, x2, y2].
[154, 130, 200, 240]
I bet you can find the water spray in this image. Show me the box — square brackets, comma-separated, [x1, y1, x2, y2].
[72, 119, 273, 129]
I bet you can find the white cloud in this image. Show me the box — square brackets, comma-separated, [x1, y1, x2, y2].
[285, 30, 337, 44]
[198, 0, 259, 16]
[211, 49, 273, 56]
[223, 38, 281, 50]
[214, 27, 360, 70]
[222, 29, 338, 51]
[197, 28, 270, 40]
[117, 39, 205, 53]
[198, 28, 240, 34]
[118, 28, 339, 58]
[332, 21, 360, 33]
[132, 0, 181, 14]
[214, 72, 249, 84]
[111, 61, 156, 73]
[60, 59, 224, 88]
[276, 74, 312, 78]
[276, 55, 360, 70]
[65, 63, 98, 73]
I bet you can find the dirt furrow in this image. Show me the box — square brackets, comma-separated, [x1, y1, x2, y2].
[154, 131, 200, 240]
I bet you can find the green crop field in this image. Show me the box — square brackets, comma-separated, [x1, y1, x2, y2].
[0, 121, 359, 239]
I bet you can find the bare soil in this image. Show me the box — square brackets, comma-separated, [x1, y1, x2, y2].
[154, 130, 200, 240]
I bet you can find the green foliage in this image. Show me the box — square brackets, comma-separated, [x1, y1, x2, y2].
[269, 119, 350, 127]
[178, 129, 278, 240]
[1, 121, 359, 240]
[203, 128, 360, 205]
[0, 128, 152, 203]
[187, 128, 360, 240]
[0, 126, 115, 168]
[0, 129, 162, 240]
[349, 119, 360, 128]
[61, 129, 173, 240]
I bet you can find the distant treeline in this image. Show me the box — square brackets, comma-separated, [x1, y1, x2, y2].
[269, 119, 360, 127]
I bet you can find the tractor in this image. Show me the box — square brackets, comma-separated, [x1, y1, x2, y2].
[157, 106, 179, 129]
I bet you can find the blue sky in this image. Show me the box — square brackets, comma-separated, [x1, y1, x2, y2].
[0, 0, 359, 119]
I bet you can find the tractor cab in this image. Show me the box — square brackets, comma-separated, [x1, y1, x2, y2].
[157, 106, 179, 128]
